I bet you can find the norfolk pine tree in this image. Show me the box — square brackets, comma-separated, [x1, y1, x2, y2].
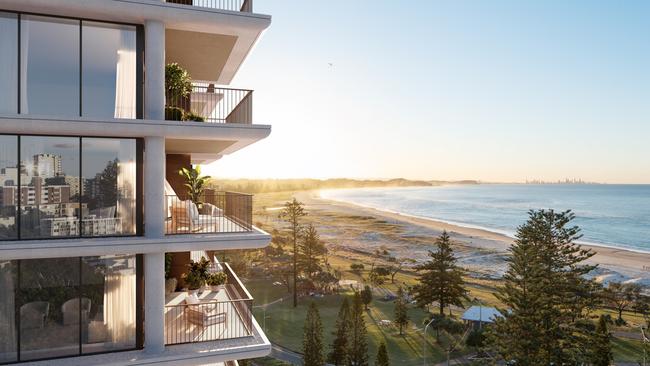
[280, 198, 306, 307]
[589, 314, 613, 366]
[299, 224, 327, 279]
[394, 286, 409, 335]
[412, 231, 469, 315]
[348, 292, 369, 366]
[361, 285, 373, 310]
[489, 209, 599, 365]
[328, 297, 351, 366]
[303, 302, 325, 366]
[375, 342, 389, 366]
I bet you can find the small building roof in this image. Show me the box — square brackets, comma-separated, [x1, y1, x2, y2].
[461, 306, 502, 323]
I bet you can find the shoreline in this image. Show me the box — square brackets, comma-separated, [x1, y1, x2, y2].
[307, 190, 650, 286]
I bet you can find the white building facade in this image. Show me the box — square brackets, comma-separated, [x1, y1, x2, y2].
[0, 1, 272, 365]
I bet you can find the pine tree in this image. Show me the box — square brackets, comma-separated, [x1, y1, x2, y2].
[303, 302, 325, 366]
[361, 285, 373, 310]
[489, 209, 598, 365]
[412, 231, 468, 315]
[299, 224, 327, 279]
[589, 315, 612, 366]
[328, 297, 351, 366]
[280, 198, 306, 307]
[375, 342, 389, 366]
[348, 292, 369, 366]
[394, 286, 409, 335]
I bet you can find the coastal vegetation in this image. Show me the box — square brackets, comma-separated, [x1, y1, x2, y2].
[226, 190, 649, 365]
[207, 178, 478, 194]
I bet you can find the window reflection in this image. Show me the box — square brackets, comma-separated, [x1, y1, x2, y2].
[0, 12, 18, 114]
[82, 138, 137, 236]
[19, 257, 80, 361]
[82, 22, 137, 119]
[0, 136, 18, 240]
[0, 261, 17, 363]
[20, 15, 80, 117]
[19, 136, 80, 240]
[0, 256, 138, 361]
[81, 255, 136, 353]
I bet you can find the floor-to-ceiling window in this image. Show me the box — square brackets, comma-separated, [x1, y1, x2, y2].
[0, 135, 140, 240]
[81, 138, 137, 237]
[20, 15, 80, 118]
[0, 255, 140, 363]
[82, 22, 137, 119]
[20, 136, 80, 239]
[0, 11, 141, 119]
[0, 12, 18, 114]
[0, 136, 18, 240]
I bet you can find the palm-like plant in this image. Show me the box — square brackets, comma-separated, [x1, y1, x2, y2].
[179, 166, 211, 204]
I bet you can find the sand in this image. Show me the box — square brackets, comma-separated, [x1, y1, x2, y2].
[298, 191, 650, 287]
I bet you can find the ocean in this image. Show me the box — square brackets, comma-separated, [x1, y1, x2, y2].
[320, 184, 650, 253]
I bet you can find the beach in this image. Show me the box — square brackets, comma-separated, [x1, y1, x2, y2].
[298, 191, 650, 287]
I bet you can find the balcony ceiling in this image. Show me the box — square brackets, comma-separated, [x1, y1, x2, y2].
[166, 30, 236, 82]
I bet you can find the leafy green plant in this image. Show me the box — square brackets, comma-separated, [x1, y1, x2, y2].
[183, 111, 206, 122]
[182, 257, 211, 290]
[165, 253, 173, 279]
[165, 63, 192, 100]
[182, 271, 204, 290]
[165, 106, 183, 121]
[179, 166, 211, 204]
[206, 271, 228, 286]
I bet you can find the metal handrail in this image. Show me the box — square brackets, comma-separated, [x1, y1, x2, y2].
[165, 84, 253, 124]
[165, 0, 253, 13]
[164, 262, 255, 345]
[165, 192, 253, 235]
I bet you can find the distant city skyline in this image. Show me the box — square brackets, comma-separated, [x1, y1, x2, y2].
[205, 0, 650, 184]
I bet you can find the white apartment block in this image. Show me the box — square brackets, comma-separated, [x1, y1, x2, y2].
[0, 1, 272, 365]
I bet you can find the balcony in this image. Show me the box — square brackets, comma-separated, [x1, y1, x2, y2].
[166, 0, 253, 13]
[165, 192, 253, 235]
[164, 262, 254, 345]
[165, 83, 253, 124]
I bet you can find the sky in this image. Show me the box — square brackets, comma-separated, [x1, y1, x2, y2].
[205, 0, 650, 184]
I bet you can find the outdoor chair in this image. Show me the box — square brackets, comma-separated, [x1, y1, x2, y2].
[20, 301, 50, 329]
[62, 298, 92, 326]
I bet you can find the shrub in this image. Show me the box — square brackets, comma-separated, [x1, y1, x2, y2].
[206, 271, 228, 286]
[183, 111, 206, 122]
[165, 63, 192, 99]
[165, 106, 183, 121]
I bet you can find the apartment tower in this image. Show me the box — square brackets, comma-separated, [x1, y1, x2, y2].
[0, 0, 272, 365]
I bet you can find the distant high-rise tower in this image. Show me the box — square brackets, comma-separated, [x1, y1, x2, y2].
[33, 153, 62, 177]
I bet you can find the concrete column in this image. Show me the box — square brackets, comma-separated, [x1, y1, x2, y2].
[144, 136, 165, 238]
[144, 252, 165, 353]
[145, 20, 165, 120]
[143, 19, 166, 353]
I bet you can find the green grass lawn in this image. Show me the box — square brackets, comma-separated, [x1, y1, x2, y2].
[612, 337, 648, 363]
[248, 276, 464, 365]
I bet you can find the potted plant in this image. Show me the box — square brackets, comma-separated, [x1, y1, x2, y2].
[179, 166, 211, 204]
[206, 271, 228, 292]
[165, 63, 192, 113]
[164, 253, 178, 294]
[182, 271, 204, 296]
[182, 257, 211, 295]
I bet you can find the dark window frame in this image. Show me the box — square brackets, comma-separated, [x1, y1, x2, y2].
[0, 133, 143, 241]
[6, 254, 144, 364]
[0, 9, 143, 119]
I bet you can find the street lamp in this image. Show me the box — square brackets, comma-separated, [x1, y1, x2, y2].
[423, 316, 437, 366]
